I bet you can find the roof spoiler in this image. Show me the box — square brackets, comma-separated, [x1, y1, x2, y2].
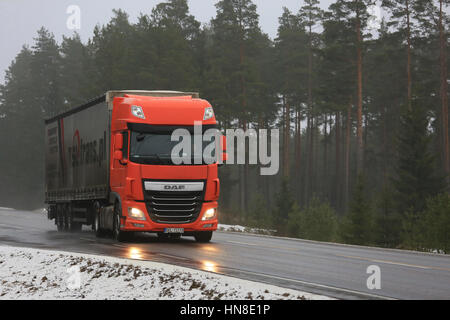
[106, 90, 200, 109]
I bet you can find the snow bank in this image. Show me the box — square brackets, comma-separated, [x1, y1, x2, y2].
[0, 246, 331, 300]
[218, 224, 276, 236]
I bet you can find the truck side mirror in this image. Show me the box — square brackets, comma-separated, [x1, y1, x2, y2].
[114, 150, 123, 160]
[113, 133, 127, 165]
[219, 135, 227, 166]
[114, 133, 123, 151]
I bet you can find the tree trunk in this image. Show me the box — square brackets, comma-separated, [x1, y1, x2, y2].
[283, 96, 290, 178]
[239, 20, 248, 213]
[439, 0, 449, 185]
[344, 98, 352, 209]
[306, 23, 314, 204]
[324, 114, 328, 199]
[406, 0, 412, 110]
[295, 107, 302, 199]
[335, 111, 341, 211]
[356, 8, 364, 175]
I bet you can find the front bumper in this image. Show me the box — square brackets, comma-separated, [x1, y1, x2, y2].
[120, 200, 218, 232]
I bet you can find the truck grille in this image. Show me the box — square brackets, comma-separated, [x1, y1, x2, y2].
[143, 181, 205, 224]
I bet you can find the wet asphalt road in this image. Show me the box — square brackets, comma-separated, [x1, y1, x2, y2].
[0, 208, 449, 300]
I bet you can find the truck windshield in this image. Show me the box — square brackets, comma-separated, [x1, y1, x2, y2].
[129, 131, 217, 165]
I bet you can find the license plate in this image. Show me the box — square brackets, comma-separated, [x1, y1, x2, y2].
[164, 228, 184, 234]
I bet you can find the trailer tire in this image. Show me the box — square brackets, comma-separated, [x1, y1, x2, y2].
[71, 222, 82, 232]
[56, 205, 64, 232]
[94, 218, 105, 237]
[194, 231, 213, 243]
[93, 203, 105, 237]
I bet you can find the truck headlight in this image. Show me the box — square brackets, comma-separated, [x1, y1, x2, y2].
[203, 107, 214, 120]
[202, 208, 217, 221]
[128, 207, 146, 221]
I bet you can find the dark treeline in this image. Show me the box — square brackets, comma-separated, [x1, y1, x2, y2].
[0, 0, 449, 251]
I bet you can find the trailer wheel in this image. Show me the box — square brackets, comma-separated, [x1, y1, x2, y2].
[93, 206, 105, 238]
[194, 231, 213, 243]
[113, 203, 128, 242]
[70, 220, 82, 232]
[56, 205, 64, 232]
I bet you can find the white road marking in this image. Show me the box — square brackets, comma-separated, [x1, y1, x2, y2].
[158, 253, 189, 261]
[336, 254, 450, 272]
[226, 240, 258, 246]
[112, 244, 128, 248]
[0, 223, 24, 230]
[221, 268, 396, 300]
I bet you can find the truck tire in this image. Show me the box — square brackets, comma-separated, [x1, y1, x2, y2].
[194, 231, 213, 243]
[113, 203, 128, 242]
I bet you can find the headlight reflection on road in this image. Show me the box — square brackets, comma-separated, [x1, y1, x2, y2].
[202, 245, 218, 253]
[128, 247, 143, 260]
[202, 261, 217, 273]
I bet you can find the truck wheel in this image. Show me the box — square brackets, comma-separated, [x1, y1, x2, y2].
[113, 203, 127, 242]
[194, 231, 213, 243]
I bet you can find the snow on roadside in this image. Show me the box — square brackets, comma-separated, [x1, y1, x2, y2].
[218, 224, 276, 236]
[0, 246, 332, 300]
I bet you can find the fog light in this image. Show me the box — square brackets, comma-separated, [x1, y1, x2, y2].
[128, 207, 146, 221]
[202, 208, 216, 221]
[132, 223, 145, 228]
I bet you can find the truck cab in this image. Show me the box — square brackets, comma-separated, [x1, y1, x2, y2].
[104, 91, 221, 242]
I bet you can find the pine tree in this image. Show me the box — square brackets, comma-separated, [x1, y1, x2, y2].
[332, 0, 376, 175]
[273, 177, 295, 235]
[31, 27, 63, 117]
[373, 184, 401, 247]
[60, 33, 91, 107]
[274, 8, 308, 180]
[341, 174, 373, 245]
[299, 0, 323, 203]
[420, 193, 450, 252]
[207, 0, 264, 214]
[392, 104, 447, 216]
[381, 0, 421, 110]
[319, 4, 356, 211]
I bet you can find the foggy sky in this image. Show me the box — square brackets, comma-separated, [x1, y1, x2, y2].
[0, 0, 337, 83]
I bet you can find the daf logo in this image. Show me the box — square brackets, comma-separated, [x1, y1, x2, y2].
[164, 185, 186, 190]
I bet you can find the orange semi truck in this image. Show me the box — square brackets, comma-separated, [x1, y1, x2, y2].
[45, 90, 222, 242]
